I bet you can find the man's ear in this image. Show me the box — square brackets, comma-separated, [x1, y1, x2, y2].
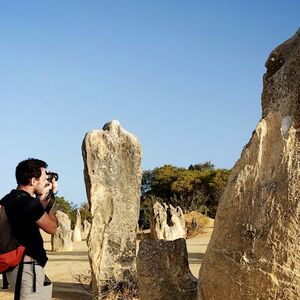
[29, 178, 36, 186]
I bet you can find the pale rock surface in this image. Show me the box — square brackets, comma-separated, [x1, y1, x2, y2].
[151, 201, 186, 240]
[83, 219, 91, 239]
[72, 209, 82, 242]
[82, 120, 142, 299]
[51, 210, 73, 252]
[198, 29, 300, 300]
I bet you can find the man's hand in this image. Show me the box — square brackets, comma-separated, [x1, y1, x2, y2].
[39, 178, 58, 210]
[51, 178, 58, 194]
[36, 178, 59, 233]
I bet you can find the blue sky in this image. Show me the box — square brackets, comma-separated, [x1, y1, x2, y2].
[0, 1, 299, 205]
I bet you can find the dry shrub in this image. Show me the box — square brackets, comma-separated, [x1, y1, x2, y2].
[100, 276, 138, 300]
[74, 270, 138, 300]
[73, 270, 92, 295]
[185, 211, 214, 239]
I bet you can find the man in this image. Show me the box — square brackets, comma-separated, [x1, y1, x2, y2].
[0, 158, 58, 299]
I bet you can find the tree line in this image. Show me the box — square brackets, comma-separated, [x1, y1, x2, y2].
[55, 161, 231, 230]
[139, 161, 231, 228]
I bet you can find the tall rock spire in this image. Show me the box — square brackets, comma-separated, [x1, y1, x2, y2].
[198, 29, 300, 300]
[82, 120, 142, 299]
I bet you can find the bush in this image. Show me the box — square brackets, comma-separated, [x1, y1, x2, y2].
[139, 162, 231, 229]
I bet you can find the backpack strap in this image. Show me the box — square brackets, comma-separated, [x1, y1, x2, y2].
[14, 252, 25, 300]
[2, 272, 9, 289]
[32, 261, 37, 293]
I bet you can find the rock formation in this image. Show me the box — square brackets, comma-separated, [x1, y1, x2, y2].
[198, 29, 300, 300]
[137, 238, 197, 300]
[72, 209, 82, 242]
[51, 210, 73, 252]
[151, 202, 186, 240]
[83, 219, 91, 239]
[137, 202, 195, 299]
[82, 120, 142, 299]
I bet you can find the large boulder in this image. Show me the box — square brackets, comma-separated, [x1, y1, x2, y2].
[51, 210, 73, 252]
[137, 238, 197, 300]
[198, 29, 300, 299]
[82, 120, 142, 299]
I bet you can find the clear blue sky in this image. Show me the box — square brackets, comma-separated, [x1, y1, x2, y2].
[0, 1, 299, 205]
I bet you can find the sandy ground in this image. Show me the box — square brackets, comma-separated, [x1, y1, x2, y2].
[0, 227, 213, 299]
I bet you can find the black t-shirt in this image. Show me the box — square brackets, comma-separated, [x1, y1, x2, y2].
[0, 189, 47, 267]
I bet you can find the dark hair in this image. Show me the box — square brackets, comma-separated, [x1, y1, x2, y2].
[15, 158, 48, 185]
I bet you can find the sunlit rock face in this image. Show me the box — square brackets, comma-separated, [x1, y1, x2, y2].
[198, 29, 300, 300]
[82, 120, 142, 299]
[52, 210, 73, 252]
[72, 209, 82, 242]
[151, 201, 186, 240]
[83, 219, 91, 239]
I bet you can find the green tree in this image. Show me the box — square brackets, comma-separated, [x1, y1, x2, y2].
[171, 169, 201, 195]
[141, 170, 154, 195]
[138, 162, 231, 228]
[188, 161, 215, 172]
[150, 165, 180, 199]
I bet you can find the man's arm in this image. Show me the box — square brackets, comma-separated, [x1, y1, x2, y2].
[36, 177, 58, 234]
[36, 212, 58, 235]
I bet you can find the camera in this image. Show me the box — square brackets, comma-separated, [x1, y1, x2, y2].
[46, 171, 59, 182]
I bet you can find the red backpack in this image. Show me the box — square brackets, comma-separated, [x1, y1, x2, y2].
[0, 204, 25, 273]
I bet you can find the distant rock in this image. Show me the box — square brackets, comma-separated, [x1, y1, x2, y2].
[151, 201, 186, 240]
[52, 210, 73, 252]
[72, 209, 82, 242]
[83, 219, 91, 239]
[198, 29, 300, 300]
[82, 120, 142, 299]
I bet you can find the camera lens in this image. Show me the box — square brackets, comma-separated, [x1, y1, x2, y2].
[46, 171, 59, 182]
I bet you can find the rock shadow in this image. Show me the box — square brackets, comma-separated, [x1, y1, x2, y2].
[52, 281, 92, 300]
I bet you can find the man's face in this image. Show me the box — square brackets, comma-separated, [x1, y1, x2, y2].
[33, 167, 48, 195]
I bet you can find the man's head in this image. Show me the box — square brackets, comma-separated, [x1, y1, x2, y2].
[16, 158, 48, 194]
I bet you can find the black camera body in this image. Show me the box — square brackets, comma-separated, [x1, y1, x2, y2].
[46, 171, 59, 182]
